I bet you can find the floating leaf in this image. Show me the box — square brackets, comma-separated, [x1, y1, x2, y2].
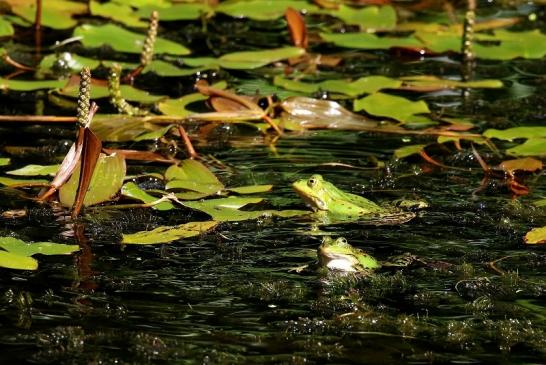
[475, 30, 546, 60]
[506, 139, 546, 157]
[121, 182, 174, 211]
[143, 60, 205, 77]
[122, 221, 218, 245]
[165, 160, 224, 198]
[7, 164, 60, 176]
[59, 153, 126, 208]
[5, 0, 87, 29]
[90, 115, 161, 142]
[320, 32, 421, 50]
[274, 75, 401, 96]
[400, 75, 503, 91]
[135, 3, 211, 21]
[57, 82, 165, 103]
[182, 197, 306, 222]
[183, 47, 305, 70]
[483, 127, 546, 141]
[0, 16, 14, 37]
[0, 251, 37, 270]
[73, 24, 190, 55]
[0, 158, 10, 166]
[216, 0, 319, 20]
[157, 93, 208, 116]
[0, 177, 48, 186]
[38, 53, 101, 75]
[134, 125, 174, 141]
[354, 92, 430, 123]
[524, 226, 546, 245]
[394, 144, 426, 159]
[326, 5, 396, 30]
[0, 237, 79, 256]
[498, 158, 543, 174]
[227, 185, 273, 194]
[90, 1, 147, 27]
[0, 77, 66, 91]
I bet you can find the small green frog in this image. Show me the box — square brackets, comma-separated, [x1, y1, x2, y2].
[292, 174, 422, 224]
[318, 236, 381, 273]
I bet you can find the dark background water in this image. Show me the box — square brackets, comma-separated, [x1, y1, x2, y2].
[0, 1, 545, 363]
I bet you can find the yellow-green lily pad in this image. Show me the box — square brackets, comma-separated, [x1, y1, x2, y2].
[7, 164, 60, 176]
[121, 182, 174, 211]
[354, 92, 430, 123]
[122, 221, 218, 245]
[524, 226, 546, 244]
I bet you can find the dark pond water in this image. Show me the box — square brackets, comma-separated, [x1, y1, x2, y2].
[0, 1, 545, 364]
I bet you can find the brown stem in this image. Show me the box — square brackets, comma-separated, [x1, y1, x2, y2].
[2, 54, 35, 71]
[177, 125, 198, 159]
[34, 0, 42, 59]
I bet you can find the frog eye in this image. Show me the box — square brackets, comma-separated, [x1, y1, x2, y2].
[337, 237, 348, 245]
[308, 177, 318, 188]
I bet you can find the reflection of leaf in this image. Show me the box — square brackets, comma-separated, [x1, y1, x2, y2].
[73, 24, 190, 55]
[121, 182, 174, 211]
[122, 221, 217, 245]
[321, 32, 421, 50]
[182, 197, 307, 222]
[59, 153, 126, 208]
[506, 139, 546, 157]
[0, 251, 37, 270]
[354, 92, 430, 123]
[90, 1, 146, 27]
[7, 164, 59, 176]
[0, 237, 79, 256]
[483, 127, 546, 141]
[216, 0, 319, 20]
[524, 226, 546, 245]
[394, 145, 426, 159]
[6, 0, 86, 29]
[183, 47, 305, 69]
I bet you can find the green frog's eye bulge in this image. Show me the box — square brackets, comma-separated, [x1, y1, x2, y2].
[308, 177, 318, 188]
[336, 237, 348, 245]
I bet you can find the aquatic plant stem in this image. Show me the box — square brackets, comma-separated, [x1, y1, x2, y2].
[177, 125, 198, 159]
[34, 0, 42, 59]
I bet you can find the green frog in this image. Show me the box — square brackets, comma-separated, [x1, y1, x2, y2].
[318, 236, 381, 273]
[292, 174, 423, 224]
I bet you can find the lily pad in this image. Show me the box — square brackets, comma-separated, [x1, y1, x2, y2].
[524, 226, 546, 244]
[122, 221, 218, 245]
[354, 92, 430, 123]
[320, 32, 421, 50]
[216, 0, 318, 20]
[157, 93, 208, 116]
[90, 115, 162, 142]
[0, 251, 37, 270]
[227, 185, 273, 194]
[483, 127, 546, 141]
[59, 153, 126, 208]
[394, 144, 426, 159]
[90, 1, 147, 28]
[73, 24, 190, 55]
[7, 164, 60, 176]
[0, 237, 79, 256]
[136, 3, 211, 21]
[165, 160, 224, 199]
[0, 78, 66, 91]
[326, 5, 396, 30]
[0, 16, 14, 37]
[38, 53, 101, 75]
[0, 158, 10, 166]
[57, 82, 165, 103]
[0, 177, 48, 186]
[121, 182, 174, 211]
[6, 0, 87, 29]
[506, 139, 546, 157]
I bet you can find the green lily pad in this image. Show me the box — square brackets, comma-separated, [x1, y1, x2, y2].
[394, 144, 426, 159]
[90, 115, 162, 142]
[0, 177, 48, 186]
[57, 82, 165, 103]
[182, 47, 305, 70]
[136, 3, 211, 21]
[59, 153, 126, 208]
[157, 93, 208, 116]
[90, 1, 147, 27]
[475, 30, 546, 60]
[182, 197, 307, 222]
[143, 60, 206, 77]
[483, 127, 546, 141]
[0, 16, 14, 37]
[0, 251, 37, 270]
[122, 221, 218, 245]
[121, 182, 174, 211]
[0, 158, 10, 166]
[524, 226, 546, 244]
[320, 32, 421, 50]
[216, 0, 318, 20]
[165, 160, 224, 198]
[506, 139, 546, 157]
[227, 185, 273, 194]
[73, 24, 190, 55]
[134, 125, 174, 141]
[6, 0, 87, 29]
[0, 237, 79, 256]
[0, 77, 66, 91]
[354, 92, 430, 123]
[326, 5, 396, 30]
[274, 75, 402, 97]
[38, 53, 101, 75]
[7, 164, 60, 176]
[400, 75, 503, 90]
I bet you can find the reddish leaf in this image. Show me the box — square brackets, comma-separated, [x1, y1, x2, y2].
[508, 179, 529, 196]
[498, 157, 543, 174]
[285, 7, 307, 49]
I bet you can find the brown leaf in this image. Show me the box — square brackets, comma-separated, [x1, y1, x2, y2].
[285, 7, 307, 49]
[71, 128, 102, 218]
[210, 96, 251, 112]
[498, 157, 543, 174]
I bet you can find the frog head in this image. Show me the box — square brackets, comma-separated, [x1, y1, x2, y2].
[318, 236, 381, 272]
[292, 174, 331, 211]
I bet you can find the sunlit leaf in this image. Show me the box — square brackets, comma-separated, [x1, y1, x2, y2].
[121, 182, 174, 211]
[57, 82, 165, 103]
[143, 60, 205, 77]
[182, 47, 305, 69]
[400, 75, 503, 91]
[393, 144, 426, 159]
[320, 32, 421, 50]
[6, 0, 87, 29]
[59, 153, 126, 208]
[0, 77, 65, 91]
[122, 221, 218, 245]
[227, 185, 273, 194]
[7, 164, 59, 176]
[134, 125, 174, 141]
[274, 75, 401, 96]
[157, 93, 208, 116]
[135, 3, 211, 21]
[0, 237, 79, 256]
[73, 24, 190, 55]
[216, 0, 319, 20]
[0, 158, 10, 166]
[165, 160, 224, 198]
[326, 5, 396, 30]
[0, 16, 14, 37]
[475, 30, 546, 60]
[498, 158, 543, 174]
[0, 251, 37, 270]
[90, 1, 147, 27]
[354, 92, 430, 123]
[38, 53, 101, 75]
[0, 177, 48, 186]
[90, 115, 161, 142]
[483, 127, 546, 141]
[524, 226, 546, 245]
[506, 139, 546, 157]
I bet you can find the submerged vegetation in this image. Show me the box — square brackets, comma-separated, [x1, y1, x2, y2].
[0, 0, 545, 363]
